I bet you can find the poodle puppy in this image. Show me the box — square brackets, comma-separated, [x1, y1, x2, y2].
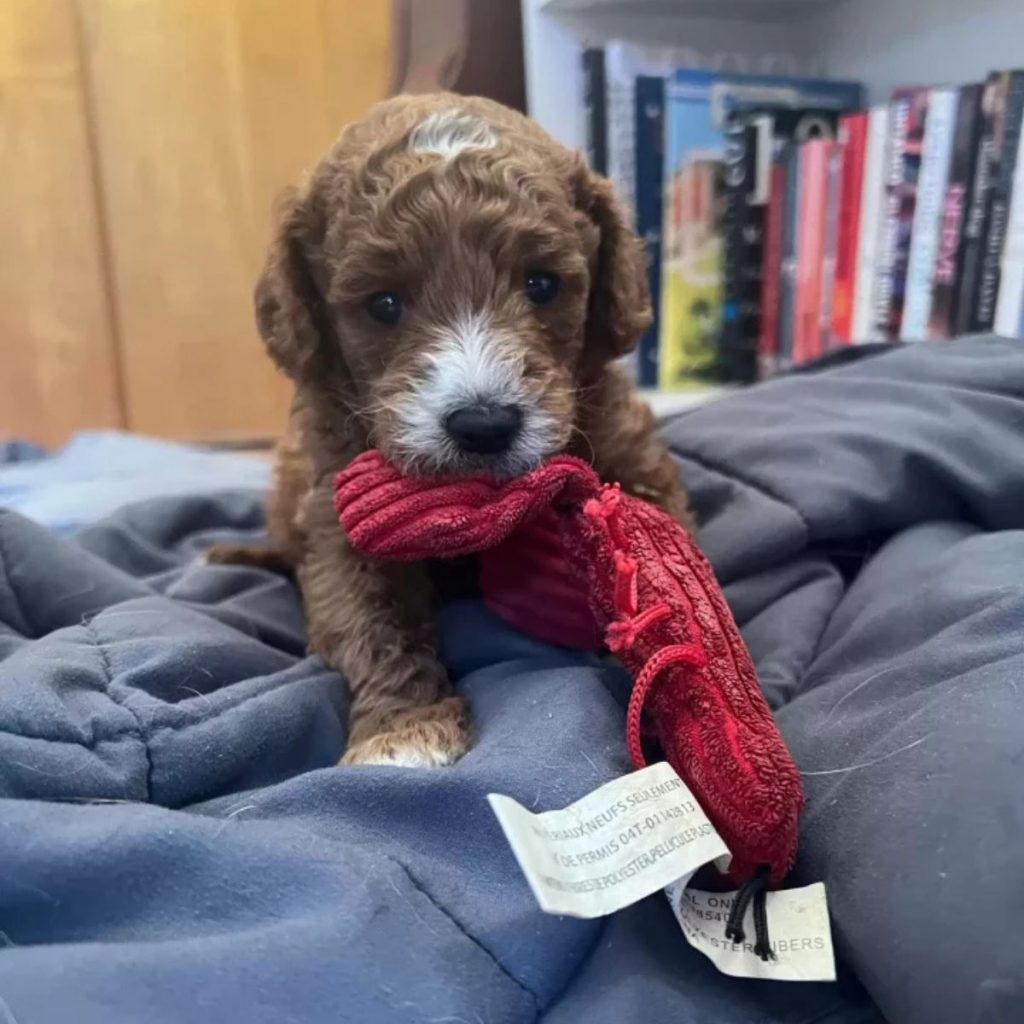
[211, 93, 690, 767]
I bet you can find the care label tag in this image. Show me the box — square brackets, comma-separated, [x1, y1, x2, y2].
[488, 762, 728, 919]
[666, 881, 837, 982]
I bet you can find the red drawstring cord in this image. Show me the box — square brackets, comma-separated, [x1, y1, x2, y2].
[624, 641, 705, 768]
[586, 486, 706, 769]
[605, 603, 672, 651]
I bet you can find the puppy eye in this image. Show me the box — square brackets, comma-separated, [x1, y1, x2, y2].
[524, 271, 560, 306]
[365, 291, 403, 325]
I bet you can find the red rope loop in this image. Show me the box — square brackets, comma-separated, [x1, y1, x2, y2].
[583, 484, 630, 550]
[625, 642, 705, 768]
[585, 479, 708, 769]
[605, 602, 673, 652]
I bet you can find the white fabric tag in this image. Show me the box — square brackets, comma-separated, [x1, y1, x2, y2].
[667, 881, 837, 982]
[488, 762, 729, 919]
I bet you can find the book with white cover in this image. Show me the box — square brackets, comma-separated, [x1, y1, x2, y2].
[995, 105, 1024, 337]
[851, 105, 890, 341]
[901, 87, 958, 340]
[604, 42, 694, 217]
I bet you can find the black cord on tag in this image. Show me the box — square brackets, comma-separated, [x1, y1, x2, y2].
[724, 864, 775, 962]
[751, 882, 773, 961]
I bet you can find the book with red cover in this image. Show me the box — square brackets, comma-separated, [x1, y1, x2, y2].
[819, 140, 845, 348]
[793, 140, 832, 364]
[758, 158, 786, 378]
[831, 112, 868, 343]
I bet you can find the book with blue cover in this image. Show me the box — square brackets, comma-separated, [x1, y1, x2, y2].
[658, 69, 863, 388]
[582, 49, 607, 175]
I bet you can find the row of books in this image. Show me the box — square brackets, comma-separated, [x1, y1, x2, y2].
[582, 45, 1024, 388]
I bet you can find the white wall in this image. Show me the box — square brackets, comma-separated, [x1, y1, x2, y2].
[522, 0, 587, 150]
[808, 0, 1024, 101]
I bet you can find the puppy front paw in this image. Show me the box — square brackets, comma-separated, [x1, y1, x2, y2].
[341, 697, 470, 769]
[204, 544, 294, 576]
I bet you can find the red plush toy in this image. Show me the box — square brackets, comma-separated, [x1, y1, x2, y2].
[334, 451, 803, 897]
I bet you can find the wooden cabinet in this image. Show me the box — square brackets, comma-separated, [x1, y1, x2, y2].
[1, 0, 390, 444]
[1, 0, 122, 446]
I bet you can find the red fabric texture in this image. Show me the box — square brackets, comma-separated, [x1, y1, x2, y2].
[334, 450, 803, 883]
[479, 508, 601, 651]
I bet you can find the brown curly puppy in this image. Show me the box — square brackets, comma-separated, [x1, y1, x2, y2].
[211, 93, 690, 768]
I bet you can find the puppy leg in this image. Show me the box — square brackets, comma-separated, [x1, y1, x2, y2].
[204, 420, 310, 577]
[578, 365, 693, 527]
[302, 482, 469, 768]
[205, 543, 295, 577]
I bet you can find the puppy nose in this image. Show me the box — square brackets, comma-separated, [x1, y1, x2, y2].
[444, 403, 522, 455]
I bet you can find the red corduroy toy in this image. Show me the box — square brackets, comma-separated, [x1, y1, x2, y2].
[334, 450, 803, 897]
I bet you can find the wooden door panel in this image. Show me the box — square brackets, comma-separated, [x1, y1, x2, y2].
[0, 0, 122, 445]
[78, 0, 390, 440]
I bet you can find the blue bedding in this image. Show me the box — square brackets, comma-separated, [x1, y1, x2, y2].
[0, 431, 270, 534]
[3, 337, 1024, 1024]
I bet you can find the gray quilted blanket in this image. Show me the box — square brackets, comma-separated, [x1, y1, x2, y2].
[2, 337, 1022, 1024]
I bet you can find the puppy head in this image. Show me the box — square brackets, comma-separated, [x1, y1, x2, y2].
[256, 93, 650, 477]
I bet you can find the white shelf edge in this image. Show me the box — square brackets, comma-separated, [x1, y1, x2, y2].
[639, 386, 735, 417]
[541, 0, 844, 21]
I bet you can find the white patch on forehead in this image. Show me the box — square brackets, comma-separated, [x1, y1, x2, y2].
[407, 109, 497, 159]
[392, 311, 560, 476]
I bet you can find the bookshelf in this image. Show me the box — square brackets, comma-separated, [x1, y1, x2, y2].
[521, 0, 1024, 411]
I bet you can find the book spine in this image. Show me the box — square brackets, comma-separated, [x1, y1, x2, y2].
[976, 71, 1024, 330]
[902, 88, 958, 340]
[876, 88, 930, 339]
[832, 113, 868, 343]
[956, 72, 1002, 334]
[719, 117, 767, 383]
[605, 51, 638, 214]
[581, 49, 607, 175]
[658, 74, 723, 388]
[758, 158, 786, 378]
[995, 261, 1024, 336]
[777, 142, 801, 370]
[929, 84, 983, 339]
[719, 113, 749, 380]
[874, 97, 910, 338]
[794, 140, 829, 364]
[819, 141, 845, 349]
[1003, 110, 1024, 266]
[634, 75, 665, 388]
[995, 117, 1024, 336]
[852, 105, 891, 342]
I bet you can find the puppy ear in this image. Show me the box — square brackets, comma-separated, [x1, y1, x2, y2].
[254, 186, 334, 383]
[577, 165, 652, 363]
